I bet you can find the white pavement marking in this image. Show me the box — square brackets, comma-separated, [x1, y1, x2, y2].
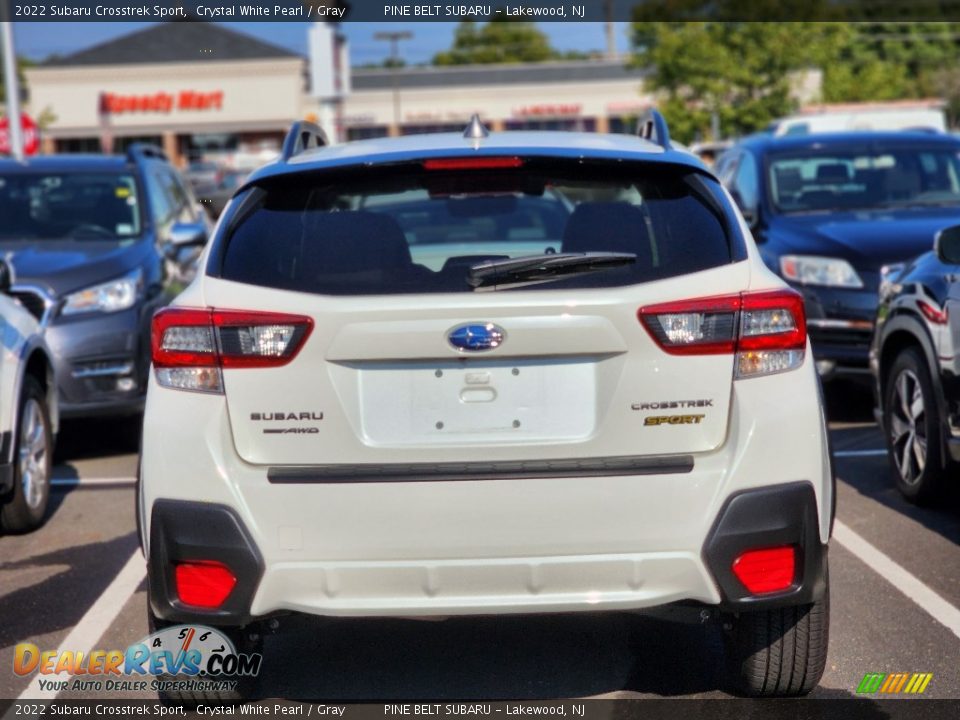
[832, 449, 888, 458]
[50, 476, 136, 487]
[16, 550, 147, 701]
[834, 519, 960, 641]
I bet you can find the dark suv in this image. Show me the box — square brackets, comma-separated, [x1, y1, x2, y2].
[717, 131, 960, 380]
[0, 145, 209, 420]
[871, 224, 960, 502]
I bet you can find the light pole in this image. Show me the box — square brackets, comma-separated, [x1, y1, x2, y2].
[1, 19, 24, 161]
[374, 31, 412, 135]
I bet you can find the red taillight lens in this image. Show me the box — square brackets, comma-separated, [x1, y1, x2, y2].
[918, 300, 948, 325]
[638, 289, 807, 378]
[175, 560, 237, 609]
[731, 546, 797, 595]
[151, 308, 313, 393]
[423, 157, 524, 171]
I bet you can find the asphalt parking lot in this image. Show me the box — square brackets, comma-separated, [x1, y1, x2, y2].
[1, 382, 959, 702]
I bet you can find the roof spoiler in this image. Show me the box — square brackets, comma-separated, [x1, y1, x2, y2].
[636, 108, 671, 150]
[126, 143, 168, 163]
[281, 121, 329, 162]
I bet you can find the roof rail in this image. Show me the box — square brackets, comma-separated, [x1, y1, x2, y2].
[126, 143, 168, 162]
[636, 108, 671, 150]
[281, 121, 329, 162]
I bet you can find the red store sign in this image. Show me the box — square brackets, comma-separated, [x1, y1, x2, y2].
[99, 91, 224, 115]
[512, 103, 583, 118]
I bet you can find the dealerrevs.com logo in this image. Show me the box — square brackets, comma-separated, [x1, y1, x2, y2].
[13, 625, 262, 694]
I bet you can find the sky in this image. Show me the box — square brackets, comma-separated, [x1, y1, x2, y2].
[11, 21, 632, 66]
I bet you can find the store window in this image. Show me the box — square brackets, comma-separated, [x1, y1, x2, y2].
[400, 123, 464, 136]
[504, 118, 597, 132]
[346, 126, 390, 141]
[55, 137, 102, 154]
[113, 136, 164, 153]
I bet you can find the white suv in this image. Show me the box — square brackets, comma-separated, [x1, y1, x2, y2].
[0, 260, 57, 533]
[140, 113, 833, 698]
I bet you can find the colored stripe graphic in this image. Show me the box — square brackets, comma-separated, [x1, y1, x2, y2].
[858, 672, 932, 694]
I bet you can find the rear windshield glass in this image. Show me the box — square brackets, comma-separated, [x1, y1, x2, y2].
[0, 172, 141, 240]
[215, 162, 738, 295]
[769, 145, 960, 214]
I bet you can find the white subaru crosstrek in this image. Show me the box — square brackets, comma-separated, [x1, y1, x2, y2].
[140, 113, 833, 698]
[0, 260, 57, 533]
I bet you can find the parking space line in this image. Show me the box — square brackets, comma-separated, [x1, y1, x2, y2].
[832, 449, 888, 457]
[50, 476, 136, 487]
[16, 549, 146, 701]
[834, 520, 960, 641]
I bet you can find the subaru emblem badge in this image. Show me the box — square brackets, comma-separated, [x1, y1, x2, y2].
[448, 323, 506, 352]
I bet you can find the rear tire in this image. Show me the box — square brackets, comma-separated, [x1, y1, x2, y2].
[725, 580, 830, 697]
[1, 377, 53, 534]
[148, 608, 263, 704]
[884, 348, 948, 504]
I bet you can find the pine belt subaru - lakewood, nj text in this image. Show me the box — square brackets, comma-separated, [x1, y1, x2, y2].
[139, 113, 833, 700]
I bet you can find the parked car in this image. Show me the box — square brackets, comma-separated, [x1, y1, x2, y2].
[140, 113, 833, 699]
[195, 168, 248, 219]
[716, 130, 960, 380]
[0, 145, 209, 422]
[871, 224, 960, 502]
[0, 260, 57, 533]
[184, 160, 223, 193]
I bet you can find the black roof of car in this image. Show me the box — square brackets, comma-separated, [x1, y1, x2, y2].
[733, 130, 960, 154]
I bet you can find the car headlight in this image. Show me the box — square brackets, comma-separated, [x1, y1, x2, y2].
[779, 255, 863, 289]
[62, 268, 143, 316]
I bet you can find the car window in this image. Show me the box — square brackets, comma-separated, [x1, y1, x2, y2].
[214, 162, 740, 295]
[731, 152, 759, 211]
[150, 167, 196, 225]
[0, 172, 141, 240]
[768, 145, 960, 213]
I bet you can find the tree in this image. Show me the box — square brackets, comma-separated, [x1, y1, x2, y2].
[0, 56, 32, 105]
[433, 19, 558, 65]
[631, 22, 836, 143]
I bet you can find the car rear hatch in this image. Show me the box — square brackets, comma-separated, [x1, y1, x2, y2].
[155, 157, 804, 470]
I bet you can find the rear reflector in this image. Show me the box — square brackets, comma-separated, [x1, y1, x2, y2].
[151, 308, 313, 393]
[731, 546, 797, 595]
[174, 560, 237, 609]
[423, 157, 524, 171]
[638, 289, 807, 378]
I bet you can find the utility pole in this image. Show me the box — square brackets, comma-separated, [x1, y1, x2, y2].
[1, 19, 24, 160]
[374, 31, 412, 135]
[604, 0, 617, 59]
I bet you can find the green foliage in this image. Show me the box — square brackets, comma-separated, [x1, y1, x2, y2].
[0, 56, 32, 104]
[632, 21, 960, 142]
[433, 19, 558, 65]
[632, 22, 835, 142]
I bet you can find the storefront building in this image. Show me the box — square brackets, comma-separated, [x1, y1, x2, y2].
[24, 22, 654, 167]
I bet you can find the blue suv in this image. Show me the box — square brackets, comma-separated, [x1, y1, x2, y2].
[717, 131, 960, 380]
[0, 145, 209, 421]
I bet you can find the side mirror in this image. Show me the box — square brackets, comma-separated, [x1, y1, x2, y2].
[0, 260, 13, 294]
[935, 225, 960, 265]
[168, 221, 208, 248]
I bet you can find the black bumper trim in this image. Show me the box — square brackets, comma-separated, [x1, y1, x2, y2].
[268, 454, 694, 484]
[702, 481, 828, 610]
[148, 500, 264, 626]
[0, 431, 13, 495]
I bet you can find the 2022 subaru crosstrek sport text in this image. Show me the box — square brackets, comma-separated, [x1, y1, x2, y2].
[139, 114, 833, 699]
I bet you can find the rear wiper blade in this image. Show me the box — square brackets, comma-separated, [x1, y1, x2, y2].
[467, 252, 636, 289]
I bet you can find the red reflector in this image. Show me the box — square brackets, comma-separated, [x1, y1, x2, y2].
[731, 546, 796, 595]
[918, 300, 948, 325]
[175, 561, 237, 609]
[423, 157, 524, 171]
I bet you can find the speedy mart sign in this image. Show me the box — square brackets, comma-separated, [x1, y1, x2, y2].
[0, 113, 39, 155]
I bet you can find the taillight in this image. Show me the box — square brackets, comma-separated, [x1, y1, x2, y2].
[638, 289, 806, 379]
[174, 560, 237, 609]
[151, 308, 313, 393]
[731, 546, 797, 595]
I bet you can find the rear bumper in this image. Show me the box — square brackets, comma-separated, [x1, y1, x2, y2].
[147, 482, 828, 625]
[141, 349, 833, 623]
